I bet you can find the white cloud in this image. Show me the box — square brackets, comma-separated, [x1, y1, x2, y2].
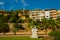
[21, 0, 29, 6]
[0, 2, 4, 5]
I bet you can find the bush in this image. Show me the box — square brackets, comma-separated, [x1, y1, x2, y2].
[48, 31, 60, 40]
[14, 23, 25, 30]
[0, 23, 10, 34]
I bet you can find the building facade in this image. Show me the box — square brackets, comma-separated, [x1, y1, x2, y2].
[45, 11, 50, 19]
[57, 10, 60, 19]
[29, 9, 57, 20]
[50, 9, 57, 19]
[29, 10, 44, 21]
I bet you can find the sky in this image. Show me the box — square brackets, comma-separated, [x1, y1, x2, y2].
[0, 0, 60, 10]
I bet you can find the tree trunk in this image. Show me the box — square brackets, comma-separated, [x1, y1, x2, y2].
[3, 32, 6, 35]
[45, 29, 47, 34]
[14, 31, 16, 35]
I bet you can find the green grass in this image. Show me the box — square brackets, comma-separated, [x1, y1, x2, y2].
[0, 36, 43, 40]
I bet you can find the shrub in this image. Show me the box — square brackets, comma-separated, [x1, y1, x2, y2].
[48, 31, 60, 40]
[0, 23, 10, 34]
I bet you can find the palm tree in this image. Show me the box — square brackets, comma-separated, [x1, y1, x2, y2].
[28, 19, 40, 30]
[48, 18, 60, 31]
[38, 18, 60, 34]
[54, 19, 60, 30]
[42, 18, 49, 34]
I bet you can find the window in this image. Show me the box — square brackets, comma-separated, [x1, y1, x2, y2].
[36, 12, 40, 15]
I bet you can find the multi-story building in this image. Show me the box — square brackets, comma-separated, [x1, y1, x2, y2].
[29, 9, 57, 20]
[44, 10, 50, 19]
[29, 9, 44, 21]
[57, 10, 60, 19]
[50, 9, 57, 19]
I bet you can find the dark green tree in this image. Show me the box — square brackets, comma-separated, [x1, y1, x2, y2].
[0, 23, 10, 34]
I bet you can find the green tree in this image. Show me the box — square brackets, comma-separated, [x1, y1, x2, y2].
[42, 18, 49, 34]
[0, 23, 10, 34]
[48, 31, 60, 40]
[8, 10, 18, 23]
[48, 18, 60, 31]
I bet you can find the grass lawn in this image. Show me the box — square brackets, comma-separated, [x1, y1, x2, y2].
[0, 36, 43, 40]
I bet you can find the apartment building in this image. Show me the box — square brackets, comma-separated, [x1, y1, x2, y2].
[29, 9, 57, 20]
[57, 10, 60, 19]
[44, 10, 50, 19]
[29, 9, 44, 21]
[50, 9, 57, 19]
[44, 9, 57, 19]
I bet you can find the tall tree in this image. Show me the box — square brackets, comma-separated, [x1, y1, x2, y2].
[0, 23, 10, 34]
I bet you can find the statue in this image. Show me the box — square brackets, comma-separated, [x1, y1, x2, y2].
[31, 26, 38, 38]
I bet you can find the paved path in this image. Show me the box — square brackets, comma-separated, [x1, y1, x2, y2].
[0, 31, 49, 37]
[0, 34, 49, 37]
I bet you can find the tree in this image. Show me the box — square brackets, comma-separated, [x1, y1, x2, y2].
[8, 10, 18, 23]
[41, 18, 60, 34]
[42, 18, 49, 34]
[13, 23, 25, 35]
[48, 18, 60, 31]
[0, 23, 10, 34]
[48, 31, 60, 40]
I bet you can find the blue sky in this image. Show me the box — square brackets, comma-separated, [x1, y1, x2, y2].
[0, 0, 60, 10]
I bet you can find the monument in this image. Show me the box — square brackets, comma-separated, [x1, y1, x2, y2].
[31, 26, 38, 38]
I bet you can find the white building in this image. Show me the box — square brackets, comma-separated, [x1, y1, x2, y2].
[29, 10, 44, 21]
[45, 11, 50, 19]
[29, 9, 57, 20]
